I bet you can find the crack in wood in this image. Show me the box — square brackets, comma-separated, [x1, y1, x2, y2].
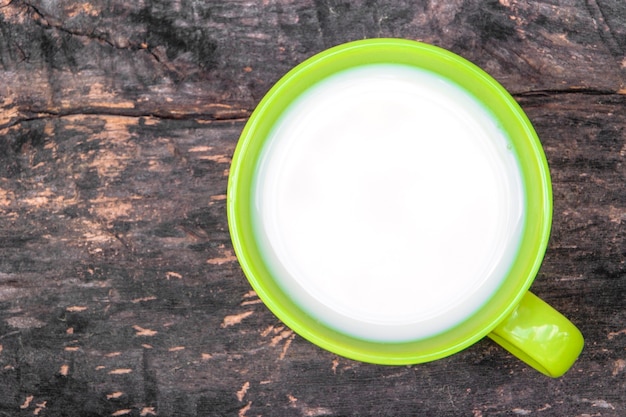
[23, 1, 109, 44]
[0, 0, 16, 9]
[584, 0, 624, 59]
[0, 85, 621, 131]
[0, 107, 249, 130]
[19, 0, 170, 70]
[513, 87, 622, 97]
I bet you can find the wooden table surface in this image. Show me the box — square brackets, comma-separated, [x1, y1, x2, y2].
[1, 1, 625, 416]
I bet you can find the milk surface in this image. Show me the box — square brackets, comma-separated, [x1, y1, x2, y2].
[253, 64, 525, 341]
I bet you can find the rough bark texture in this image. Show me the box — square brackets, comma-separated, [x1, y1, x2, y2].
[0, 0, 625, 416]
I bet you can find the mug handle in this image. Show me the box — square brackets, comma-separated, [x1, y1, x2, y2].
[487, 291, 584, 377]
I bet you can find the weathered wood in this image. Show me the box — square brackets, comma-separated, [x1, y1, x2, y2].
[1, 0, 625, 129]
[0, 0, 625, 416]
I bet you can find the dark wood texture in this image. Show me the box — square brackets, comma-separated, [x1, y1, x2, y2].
[1, 0, 625, 416]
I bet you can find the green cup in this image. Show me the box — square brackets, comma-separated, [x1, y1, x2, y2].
[227, 38, 583, 377]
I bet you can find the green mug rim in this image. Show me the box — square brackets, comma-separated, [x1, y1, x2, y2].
[227, 38, 552, 365]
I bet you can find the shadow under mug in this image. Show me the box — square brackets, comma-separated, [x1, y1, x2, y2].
[227, 38, 584, 377]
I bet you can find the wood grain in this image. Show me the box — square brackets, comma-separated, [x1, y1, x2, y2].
[1, 0, 625, 416]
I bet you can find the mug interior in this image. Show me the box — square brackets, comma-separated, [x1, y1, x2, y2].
[227, 38, 552, 364]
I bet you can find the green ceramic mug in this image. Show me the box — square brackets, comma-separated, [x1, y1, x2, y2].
[227, 38, 583, 377]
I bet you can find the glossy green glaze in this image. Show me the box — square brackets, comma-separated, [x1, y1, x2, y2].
[489, 292, 584, 377]
[227, 38, 582, 375]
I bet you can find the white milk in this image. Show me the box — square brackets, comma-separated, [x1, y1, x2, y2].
[252, 64, 525, 342]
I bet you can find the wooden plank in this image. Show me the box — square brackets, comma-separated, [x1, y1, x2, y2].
[0, 0, 625, 415]
[0, 95, 623, 414]
[1, 0, 625, 129]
